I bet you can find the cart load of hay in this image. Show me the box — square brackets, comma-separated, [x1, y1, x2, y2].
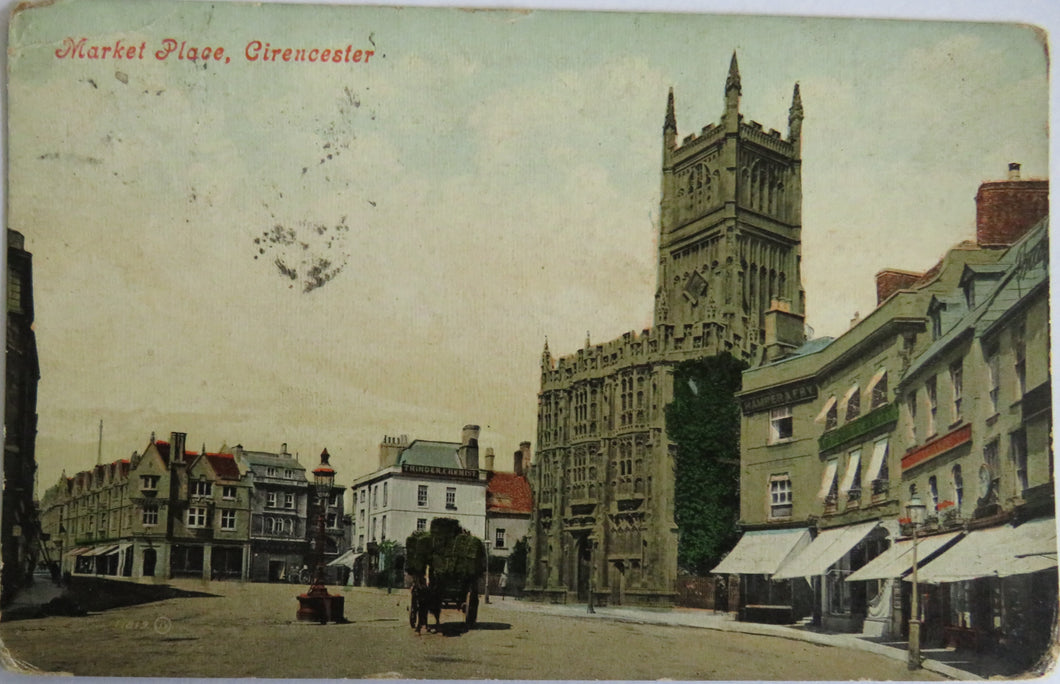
[405, 517, 485, 581]
[405, 518, 486, 631]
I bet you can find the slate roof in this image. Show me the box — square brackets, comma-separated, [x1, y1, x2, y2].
[486, 472, 533, 515]
[899, 217, 1048, 387]
[397, 440, 463, 469]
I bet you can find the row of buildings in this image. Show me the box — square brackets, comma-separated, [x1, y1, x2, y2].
[38, 434, 347, 583]
[723, 174, 1051, 660]
[38, 425, 534, 588]
[522, 53, 1054, 665]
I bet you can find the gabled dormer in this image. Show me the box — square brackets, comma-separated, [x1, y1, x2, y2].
[926, 294, 966, 341]
[958, 263, 1006, 311]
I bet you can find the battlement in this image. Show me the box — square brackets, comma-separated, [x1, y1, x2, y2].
[740, 121, 795, 155]
[674, 122, 726, 160]
[542, 320, 736, 386]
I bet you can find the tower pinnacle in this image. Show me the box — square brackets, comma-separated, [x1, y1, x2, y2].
[664, 87, 676, 132]
[725, 51, 741, 95]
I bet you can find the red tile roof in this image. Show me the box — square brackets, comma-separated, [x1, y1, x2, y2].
[206, 453, 241, 480]
[486, 472, 532, 514]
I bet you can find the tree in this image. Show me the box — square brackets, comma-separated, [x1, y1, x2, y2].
[507, 537, 529, 577]
[666, 353, 747, 575]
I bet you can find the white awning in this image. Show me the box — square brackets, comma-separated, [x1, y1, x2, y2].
[711, 528, 811, 576]
[82, 544, 119, 557]
[817, 459, 838, 500]
[846, 531, 962, 582]
[814, 396, 837, 424]
[839, 451, 861, 495]
[840, 384, 860, 409]
[913, 518, 1057, 584]
[865, 438, 889, 482]
[867, 367, 887, 395]
[64, 547, 90, 556]
[327, 550, 363, 569]
[774, 521, 880, 580]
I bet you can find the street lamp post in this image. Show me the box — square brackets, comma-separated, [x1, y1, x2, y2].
[295, 449, 346, 623]
[906, 493, 927, 670]
[484, 541, 492, 605]
[587, 535, 596, 614]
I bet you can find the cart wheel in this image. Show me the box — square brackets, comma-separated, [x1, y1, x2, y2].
[465, 588, 479, 627]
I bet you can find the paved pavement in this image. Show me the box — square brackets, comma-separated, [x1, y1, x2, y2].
[487, 596, 1041, 680]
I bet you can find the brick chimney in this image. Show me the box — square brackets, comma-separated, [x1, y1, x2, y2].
[458, 424, 480, 471]
[976, 163, 1049, 247]
[875, 269, 923, 305]
[516, 441, 531, 477]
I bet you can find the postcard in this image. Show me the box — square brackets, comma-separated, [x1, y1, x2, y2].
[1, 0, 1054, 680]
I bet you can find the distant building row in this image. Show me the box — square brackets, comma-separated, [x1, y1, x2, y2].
[38, 433, 347, 583]
[718, 166, 1053, 667]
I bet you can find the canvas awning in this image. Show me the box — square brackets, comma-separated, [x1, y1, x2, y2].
[64, 547, 91, 556]
[82, 544, 119, 557]
[327, 550, 363, 569]
[839, 451, 861, 495]
[774, 521, 880, 580]
[846, 531, 961, 582]
[815, 396, 837, 424]
[866, 367, 887, 395]
[711, 528, 811, 576]
[913, 517, 1057, 584]
[817, 459, 838, 500]
[865, 438, 889, 482]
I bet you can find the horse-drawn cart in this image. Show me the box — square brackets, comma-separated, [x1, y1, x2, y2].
[405, 518, 485, 633]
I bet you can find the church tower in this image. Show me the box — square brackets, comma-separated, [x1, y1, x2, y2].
[655, 52, 805, 362]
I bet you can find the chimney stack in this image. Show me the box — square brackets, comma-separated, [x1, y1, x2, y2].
[459, 424, 480, 471]
[378, 434, 408, 469]
[516, 441, 531, 477]
[976, 163, 1048, 247]
[763, 299, 806, 363]
[875, 269, 923, 305]
[484, 447, 495, 472]
[170, 432, 186, 465]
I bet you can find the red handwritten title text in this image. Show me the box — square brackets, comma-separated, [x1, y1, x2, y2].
[54, 37, 376, 65]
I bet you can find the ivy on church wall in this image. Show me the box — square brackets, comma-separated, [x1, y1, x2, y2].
[666, 353, 747, 575]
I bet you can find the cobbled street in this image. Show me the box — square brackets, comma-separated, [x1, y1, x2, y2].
[0, 579, 945, 680]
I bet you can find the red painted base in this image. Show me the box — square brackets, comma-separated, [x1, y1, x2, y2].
[296, 587, 346, 623]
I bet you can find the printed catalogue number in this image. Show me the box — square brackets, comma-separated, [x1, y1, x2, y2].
[54, 38, 375, 64]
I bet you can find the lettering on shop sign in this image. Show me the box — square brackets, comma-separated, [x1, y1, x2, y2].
[741, 382, 817, 414]
[401, 464, 479, 480]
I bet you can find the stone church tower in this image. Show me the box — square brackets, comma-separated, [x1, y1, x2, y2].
[525, 54, 807, 605]
[655, 53, 805, 356]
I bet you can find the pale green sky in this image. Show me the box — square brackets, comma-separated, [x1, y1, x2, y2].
[6, 0, 1051, 492]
